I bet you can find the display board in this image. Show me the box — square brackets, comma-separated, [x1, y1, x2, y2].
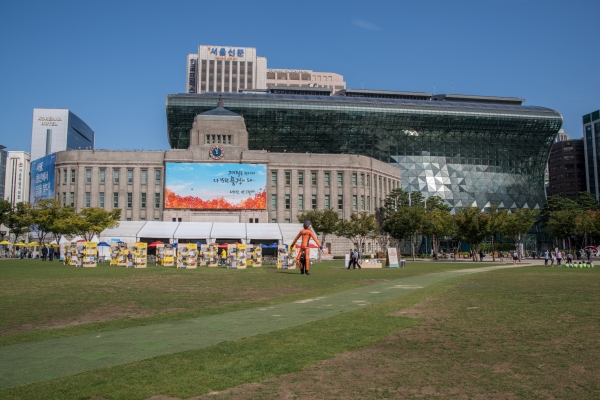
[164, 163, 267, 210]
[83, 242, 97, 267]
[227, 243, 238, 268]
[110, 243, 119, 265]
[117, 242, 128, 266]
[252, 245, 262, 267]
[200, 244, 209, 266]
[63, 243, 77, 266]
[236, 243, 247, 269]
[157, 244, 176, 266]
[135, 242, 147, 268]
[208, 244, 219, 267]
[177, 243, 198, 269]
[277, 245, 296, 269]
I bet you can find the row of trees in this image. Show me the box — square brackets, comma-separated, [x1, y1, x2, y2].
[298, 189, 540, 262]
[0, 199, 121, 246]
[540, 192, 600, 252]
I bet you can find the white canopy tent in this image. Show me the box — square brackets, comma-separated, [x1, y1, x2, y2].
[99, 221, 146, 243]
[210, 223, 247, 242]
[173, 222, 213, 242]
[136, 221, 180, 241]
[246, 223, 283, 243]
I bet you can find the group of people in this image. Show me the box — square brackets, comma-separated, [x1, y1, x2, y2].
[544, 248, 594, 266]
[40, 245, 56, 261]
[347, 249, 362, 269]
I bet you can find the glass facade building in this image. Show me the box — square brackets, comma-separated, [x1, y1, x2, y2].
[167, 93, 562, 211]
[583, 109, 600, 202]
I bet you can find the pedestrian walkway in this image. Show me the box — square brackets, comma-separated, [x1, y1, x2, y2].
[0, 263, 525, 390]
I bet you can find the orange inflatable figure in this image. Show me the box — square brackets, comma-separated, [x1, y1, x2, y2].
[292, 220, 322, 275]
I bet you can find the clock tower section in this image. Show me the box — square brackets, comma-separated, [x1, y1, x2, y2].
[187, 96, 250, 160]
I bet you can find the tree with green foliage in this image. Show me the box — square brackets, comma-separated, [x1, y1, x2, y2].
[48, 205, 78, 245]
[453, 206, 491, 261]
[72, 207, 121, 242]
[29, 199, 63, 244]
[545, 209, 579, 252]
[382, 204, 425, 261]
[539, 195, 579, 224]
[4, 202, 33, 256]
[336, 212, 379, 255]
[421, 196, 453, 258]
[0, 199, 12, 227]
[502, 208, 539, 258]
[488, 206, 508, 261]
[575, 191, 599, 211]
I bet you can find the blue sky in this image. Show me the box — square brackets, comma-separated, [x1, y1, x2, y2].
[166, 163, 266, 201]
[1, 0, 598, 154]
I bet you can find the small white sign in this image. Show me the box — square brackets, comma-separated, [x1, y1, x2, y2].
[387, 248, 399, 268]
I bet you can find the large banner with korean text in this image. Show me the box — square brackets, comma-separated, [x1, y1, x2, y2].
[165, 163, 266, 209]
[30, 153, 56, 203]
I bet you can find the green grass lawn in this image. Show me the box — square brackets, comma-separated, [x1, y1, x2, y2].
[0, 258, 490, 347]
[3, 260, 596, 399]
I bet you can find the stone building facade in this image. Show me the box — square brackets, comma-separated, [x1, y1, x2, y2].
[53, 105, 400, 255]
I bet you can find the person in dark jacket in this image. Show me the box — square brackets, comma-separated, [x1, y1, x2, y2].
[41, 245, 48, 261]
[49, 246, 55, 261]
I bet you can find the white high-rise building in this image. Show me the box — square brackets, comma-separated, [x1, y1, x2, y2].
[30, 108, 95, 162]
[186, 45, 267, 93]
[4, 151, 30, 206]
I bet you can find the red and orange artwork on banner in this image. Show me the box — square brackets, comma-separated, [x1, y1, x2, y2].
[164, 163, 266, 210]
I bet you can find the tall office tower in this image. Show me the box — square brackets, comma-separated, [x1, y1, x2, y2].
[186, 45, 267, 93]
[30, 108, 95, 162]
[0, 145, 6, 201]
[4, 151, 30, 205]
[547, 137, 586, 200]
[583, 109, 600, 202]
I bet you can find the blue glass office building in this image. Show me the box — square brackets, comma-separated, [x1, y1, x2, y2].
[166, 92, 562, 212]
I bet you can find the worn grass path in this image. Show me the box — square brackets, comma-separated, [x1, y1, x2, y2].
[0, 263, 522, 390]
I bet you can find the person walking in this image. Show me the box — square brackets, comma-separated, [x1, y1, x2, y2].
[512, 250, 519, 265]
[544, 250, 549, 266]
[347, 249, 355, 269]
[566, 251, 573, 265]
[49, 246, 55, 261]
[499, 251, 504, 263]
[479, 249, 484, 262]
[353, 249, 361, 269]
[586, 248, 592, 262]
[550, 252, 555, 266]
[41, 245, 48, 261]
[220, 248, 227, 266]
[556, 250, 563, 266]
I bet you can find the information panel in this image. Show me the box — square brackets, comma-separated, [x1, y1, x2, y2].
[30, 153, 56, 203]
[165, 163, 266, 209]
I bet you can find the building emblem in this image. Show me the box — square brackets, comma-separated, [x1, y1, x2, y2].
[209, 145, 224, 160]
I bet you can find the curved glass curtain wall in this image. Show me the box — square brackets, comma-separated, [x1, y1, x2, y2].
[167, 93, 562, 211]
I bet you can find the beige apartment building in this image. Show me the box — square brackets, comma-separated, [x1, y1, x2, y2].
[266, 69, 346, 92]
[53, 104, 399, 254]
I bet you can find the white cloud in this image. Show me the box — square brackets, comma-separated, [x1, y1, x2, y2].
[353, 19, 382, 30]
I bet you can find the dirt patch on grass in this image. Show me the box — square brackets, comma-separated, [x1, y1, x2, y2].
[196, 274, 600, 399]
